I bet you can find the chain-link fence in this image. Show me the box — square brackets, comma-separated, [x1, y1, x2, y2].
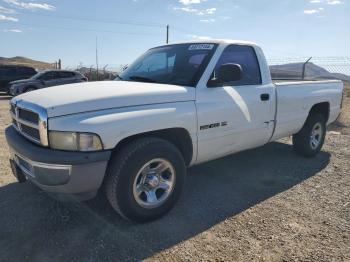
[63, 57, 350, 82]
[64, 64, 125, 81]
[267, 57, 350, 81]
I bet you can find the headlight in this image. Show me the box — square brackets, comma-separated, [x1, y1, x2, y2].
[49, 131, 103, 151]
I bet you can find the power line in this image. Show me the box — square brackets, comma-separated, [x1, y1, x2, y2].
[0, 21, 163, 36]
[16, 12, 165, 28]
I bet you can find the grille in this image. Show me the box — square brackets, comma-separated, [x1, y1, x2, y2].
[21, 125, 40, 140]
[18, 108, 39, 124]
[10, 102, 48, 146]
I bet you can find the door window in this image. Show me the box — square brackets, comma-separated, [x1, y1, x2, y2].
[208, 45, 262, 86]
[59, 71, 75, 78]
[41, 72, 57, 80]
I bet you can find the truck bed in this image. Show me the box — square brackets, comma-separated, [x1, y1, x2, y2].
[270, 79, 343, 141]
[273, 79, 342, 85]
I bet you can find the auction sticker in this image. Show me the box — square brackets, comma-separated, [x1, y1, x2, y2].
[188, 44, 214, 50]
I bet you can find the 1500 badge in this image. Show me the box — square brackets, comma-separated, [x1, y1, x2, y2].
[200, 121, 227, 131]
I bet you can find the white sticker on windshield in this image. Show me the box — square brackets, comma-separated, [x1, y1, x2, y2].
[188, 44, 214, 51]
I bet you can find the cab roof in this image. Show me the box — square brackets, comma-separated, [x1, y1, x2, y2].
[154, 39, 259, 49]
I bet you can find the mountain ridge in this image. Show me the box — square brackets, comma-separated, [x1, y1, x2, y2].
[0, 56, 53, 69]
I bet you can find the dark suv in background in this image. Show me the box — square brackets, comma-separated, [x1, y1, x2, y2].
[8, 70, 88, 96]
[0, 65, 37, 93]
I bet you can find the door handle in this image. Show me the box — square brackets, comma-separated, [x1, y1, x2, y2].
[260, 93, 270, 101]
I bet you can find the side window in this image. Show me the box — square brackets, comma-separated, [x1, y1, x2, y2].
[53, 72, 61, 79]
[59, 72, 74, 78]
[209, 45, 261, 86]
[42, 72, 56, 80]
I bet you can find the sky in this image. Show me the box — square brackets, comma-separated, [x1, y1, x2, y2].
[0, 0, 349, 70]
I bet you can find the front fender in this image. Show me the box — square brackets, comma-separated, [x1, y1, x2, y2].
[48, 101, 197, 150]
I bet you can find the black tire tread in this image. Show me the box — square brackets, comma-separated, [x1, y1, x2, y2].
[105, 137, 184, 221]
[292, 113, 326, 158]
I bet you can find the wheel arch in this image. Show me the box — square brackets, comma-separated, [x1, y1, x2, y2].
[112, 128, 194, 166]
[308, 102, 330, 122]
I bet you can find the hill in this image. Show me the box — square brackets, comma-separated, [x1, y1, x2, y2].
[270, 62, 350, 81]
[0, 56, 54, 70]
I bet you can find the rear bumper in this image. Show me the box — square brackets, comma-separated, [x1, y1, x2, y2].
[5, 126, 111, 200]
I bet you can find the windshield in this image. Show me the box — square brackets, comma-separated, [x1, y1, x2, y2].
[117, 43, 218, 87]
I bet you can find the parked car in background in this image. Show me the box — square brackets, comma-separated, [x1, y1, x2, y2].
[8, 70, 88, 96]
[0, 65, 37, 93]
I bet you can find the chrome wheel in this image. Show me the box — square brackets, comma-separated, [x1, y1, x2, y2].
[133, 158, 176, 209]
[310, 122, 323, 150]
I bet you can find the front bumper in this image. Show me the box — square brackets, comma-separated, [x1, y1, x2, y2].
[5, 126, 111, 200]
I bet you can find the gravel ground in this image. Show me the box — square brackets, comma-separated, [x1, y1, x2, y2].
[0, 84, 349, 262]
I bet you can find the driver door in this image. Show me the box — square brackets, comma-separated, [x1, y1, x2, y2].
[196, 45, 274, 163]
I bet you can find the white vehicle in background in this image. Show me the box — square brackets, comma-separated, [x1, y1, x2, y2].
[6, 40, 343, 222]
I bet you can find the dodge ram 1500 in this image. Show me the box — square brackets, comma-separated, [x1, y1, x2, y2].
[6, 40, 343, 222]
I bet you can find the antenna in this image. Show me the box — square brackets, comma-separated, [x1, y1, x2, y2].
[96, 36, 99, 80]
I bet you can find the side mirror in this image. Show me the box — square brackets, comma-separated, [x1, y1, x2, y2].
[218, 63, 242, 83]
[208, 63, 242, 87]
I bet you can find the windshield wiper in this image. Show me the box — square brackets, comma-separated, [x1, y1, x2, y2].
[128, 75, 157, 83]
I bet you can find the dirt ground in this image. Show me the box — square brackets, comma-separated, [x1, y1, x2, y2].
[0, 84, 349, 262]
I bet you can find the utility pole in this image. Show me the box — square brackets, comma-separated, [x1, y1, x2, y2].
[166, 24, 169, 44]
[96, 36, 99, 81]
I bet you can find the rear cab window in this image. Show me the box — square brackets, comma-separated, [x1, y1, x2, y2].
[208, 45, 262, 86]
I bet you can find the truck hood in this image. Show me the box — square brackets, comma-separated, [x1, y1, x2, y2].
[13, 81, 195, 117]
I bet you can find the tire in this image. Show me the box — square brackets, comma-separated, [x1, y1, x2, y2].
[292, 113, 326, 158]
[105, 137, 186, 222]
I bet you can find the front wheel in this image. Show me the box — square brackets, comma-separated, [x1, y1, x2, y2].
[292, 113, 326, 157]
[105, 137, 186, 222]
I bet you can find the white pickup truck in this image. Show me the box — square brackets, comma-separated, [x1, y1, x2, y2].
[6, 40, 343, 222]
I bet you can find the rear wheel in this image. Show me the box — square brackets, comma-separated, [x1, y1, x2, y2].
[292, 113, 326, 157]
[105, 137, 186, 222]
